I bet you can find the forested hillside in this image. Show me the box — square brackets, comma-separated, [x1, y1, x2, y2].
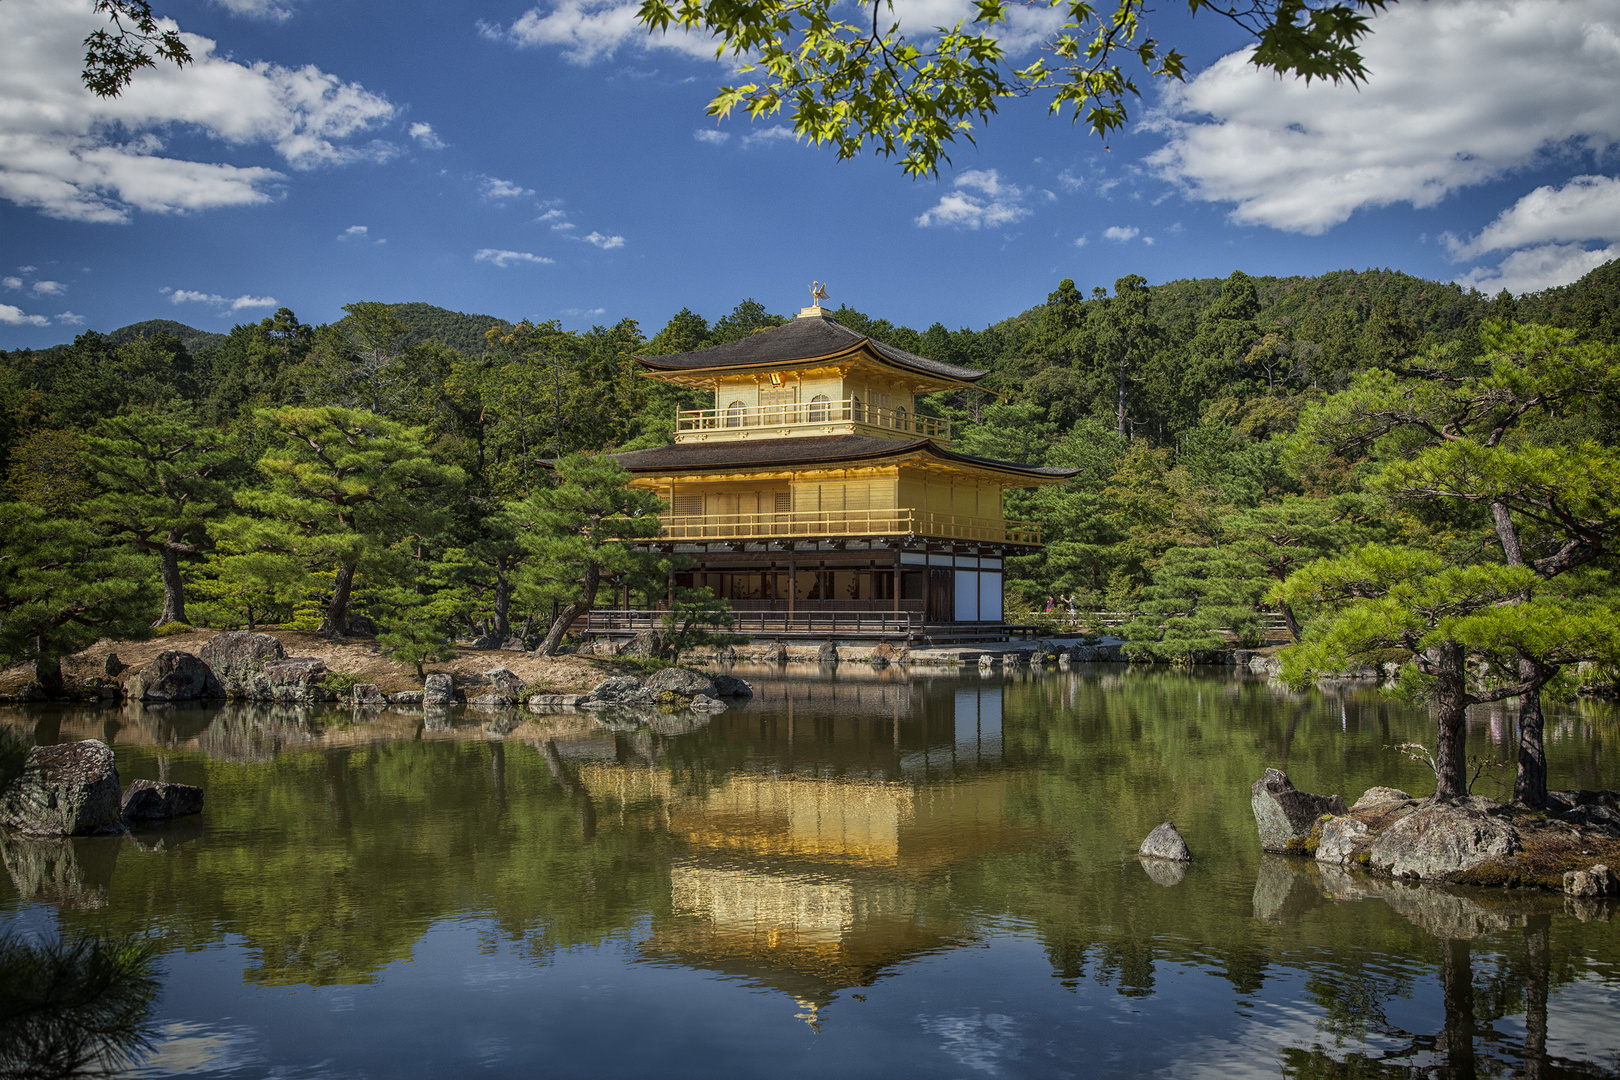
[4, 267, 1619, 792]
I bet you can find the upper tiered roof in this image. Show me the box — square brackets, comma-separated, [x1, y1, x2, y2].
[636, 311, 987, 389]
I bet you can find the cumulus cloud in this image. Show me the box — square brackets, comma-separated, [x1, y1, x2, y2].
[168, 289, 277, 311]
[1457, 243, 1620, 295]
[214, 0, 292, 19]
[1103, 225, 1139, 242]
[0, 0, 396, 224]
[1, 277, 20, 289]
[490, 0, 1061, 65]
[341, 224, 368, 238]
[1446, 174, 1620, 257]
[481, 176, 533, 200]
[580, 231, 625, 249]
[0, 304, 50, 326]
[1147, 0, 1620, 235]
[55, 310, 86, 324]
[1073, 236, 1087, 247]
[30, 280, 65, 295]
[915, 168, 1033, 229]
[408, 122, 445, 149]
[693, 129, 729, 145]
[742, 125, 795, 146]
[474, 248, 554, 267]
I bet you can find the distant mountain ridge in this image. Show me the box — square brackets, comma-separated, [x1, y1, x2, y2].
[107, 319, 230, 355]
[333, 302, 504, 355]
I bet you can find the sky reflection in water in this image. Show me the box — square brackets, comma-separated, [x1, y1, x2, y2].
[2, 665, 1618, 1078]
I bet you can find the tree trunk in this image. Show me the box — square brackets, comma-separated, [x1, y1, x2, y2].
[536, 563, 600, 656]
[33, 649, 65, 696]
[1513, 656, 1549, 808]
[320, 561, 357, 636]
[154, 546, 188, 627]
[491, 566, 511, 643]
[1276, 598, 1303, 642]
[1433, 640, 1470, 800]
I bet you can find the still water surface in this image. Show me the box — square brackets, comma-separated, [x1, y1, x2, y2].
[3, 665, 1619, 1078]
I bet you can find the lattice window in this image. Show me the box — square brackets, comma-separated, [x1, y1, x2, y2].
[672, 495, 704, 517]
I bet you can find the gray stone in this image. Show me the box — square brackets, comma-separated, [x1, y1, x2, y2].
[1251, 768, 1347, 853]
[579, 676, 657, 710]
[712, 645, 738, 663]
[120, 779, 204, 822]
[978, 654, 995, 669]
[468, 693, 517, 708]
[484, 667, 528, 698]
[1564, 864, 1618, 897]
[528, 694, 585, 710]
[688, 694, 728, 713]
[815, 642, 840, 664]
[422, 673, 454, 706]
[1560, 803, 1620, 836]
[499, 636, 527, 652]
[198, 631, 286, 697]
[757, 642, 788, 665]
[644, 667, 716, 698]
[103, 652, 126, 677]
[0, 740, 123, 836]
[588, 638, 621, 657]
[869, 642, 908, 668]
[352, 683, 386, 706]
[127, 650, 224, 702]
[1368, 798, 1521, 880]
[389, 690, 424, 705]
[712, 675, 753, 699]
[1314, 815, 1373, 866]
[1351, 786, 1414, 811]
[1138, 821, 1192, 861]
[621, 630, 670, 660]
[253, 657, 331, 703]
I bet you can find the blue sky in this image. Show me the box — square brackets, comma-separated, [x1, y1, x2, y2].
[2, 0, 1618, 348]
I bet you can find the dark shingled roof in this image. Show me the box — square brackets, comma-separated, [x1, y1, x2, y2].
[602, 434, 1077, 480]
[636, 314, 987, 383]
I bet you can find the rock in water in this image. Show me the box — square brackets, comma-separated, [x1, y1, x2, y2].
[1564, 865, 1618, 897]
[127, 651, 224, 702]
[1351, 786, 1414, 811]
[578, 676, 657, 710]
[757, 642, 788, 665]
[422, 673, 454, 706]
[0, 740, 123, 835]
[688, 694, 729, 713]
[1315, 816, 1374, 866]
[644, 667, 716, 698]
[712, 675, 753, 699]
[1251, 768, 1347, 853]
[255, 658, 330, 703]
[1368, 798, 1520, 880]
[352, 683, 386, 706]
[815, 642, 840, 664]
[485, 667, 527, 698]
[868, 642, 908, 669]
[121, 779, 204, 822]
[1138, 821, 1192, 861]
[198, 632, 286, 696]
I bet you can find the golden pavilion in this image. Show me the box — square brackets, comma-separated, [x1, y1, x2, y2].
[594, 296, 1075, 639]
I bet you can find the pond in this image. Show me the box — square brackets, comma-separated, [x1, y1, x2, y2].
[3, 666, 1618, 1078]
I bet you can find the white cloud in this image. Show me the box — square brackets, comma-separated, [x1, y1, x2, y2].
[408, 122, 445, 149]
[214, 0, 292, 20]
[1457, 242, 1620, 295]
[742, 124, 795, 146]
[474, 248, 554, 267]
[492, 0, 1061, 66]
[915, 168, 1033, 229]
[30, 280, 65, 295]
[1103, 225, 1139, 242]
[1147, 0, 1620, 234]
[481, 176, 533, 200]
[0, 0, 396, 224]
[535, 207, 572, 229]
[1, 276, 20, 289]
[55, 310, 86, 324]
[169, 289, 277, 311]
[580, 231, 625, 249]
[693, 129, 729, 145]
[1073, 236, 1087, 248]
[1446, 174, 1620, 257]
[0, 304, 50, 326]
[341, 224, 368, 238]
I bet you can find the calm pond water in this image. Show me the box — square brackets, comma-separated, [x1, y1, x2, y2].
[3, 665, 1619, 1078]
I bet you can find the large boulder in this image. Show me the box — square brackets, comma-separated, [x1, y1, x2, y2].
[0, 740, 123, 836]
[121, 779, 204, 822]
[422, 673, 455, 706]
[127, 651, 224, 702]
[1351, 786, 1414, 811]
[198, 632, 286, 696]
[1368, 798, 1521, 880]
[1138, 821, 1192, 861]
[756, 642, 788, 665]
[644, 667, 716, 699]
[688, 694, 729, 713]
[579, 676, 657, 710]
[352, 683, 386, 706]
[868, 642, 908, 669]
[1564, 864, 1618, 897]
[1251, 768, 1347, 853]
[470, 667, 527, 707]
[1315, 815, 1374, 866]
[712, 675, 753, 699]
[620, 630, 670, 660]
[253, 658, 331, 703]
[815, 642, 840, 664]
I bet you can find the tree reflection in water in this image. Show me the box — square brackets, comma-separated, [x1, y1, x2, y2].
[0, 930, 160, 1079]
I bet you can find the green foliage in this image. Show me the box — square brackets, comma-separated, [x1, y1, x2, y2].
[3, 428, 92, 515]
[152, 621, 194, 636]
[660, 584, 739, 662]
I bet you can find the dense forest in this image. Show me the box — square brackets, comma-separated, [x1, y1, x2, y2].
[3, 263, 1619, 800]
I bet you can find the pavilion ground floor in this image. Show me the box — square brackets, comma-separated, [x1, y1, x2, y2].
[578, 538, 1039, 644]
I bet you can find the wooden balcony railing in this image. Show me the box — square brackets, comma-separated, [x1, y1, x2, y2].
[676, 399, 951, 443]
[656, 509, 1041, 545]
